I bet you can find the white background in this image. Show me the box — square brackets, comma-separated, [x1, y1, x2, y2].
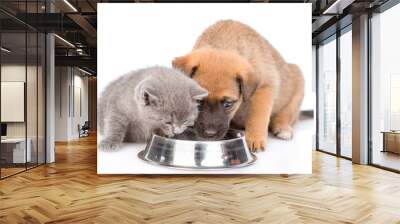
[97, 3, 312, 174]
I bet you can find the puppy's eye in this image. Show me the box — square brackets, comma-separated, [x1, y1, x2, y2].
[222, 100, 235, 109]
[197, 100, 205, 111]
[184, 122, 194, 128]
[190, 66, 198, 78]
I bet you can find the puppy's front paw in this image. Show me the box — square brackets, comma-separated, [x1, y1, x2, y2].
[271, 125, 293, 140]
[245, 133, 266, 152]
[99, 140, 120, 151]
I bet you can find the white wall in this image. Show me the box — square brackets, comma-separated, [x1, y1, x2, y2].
[54, 67, 89, 141]
[98, 3, 312, 111]
[75, 73, 89, 123]
[55, 67, 68, 141]
[71, 73, 89, 138]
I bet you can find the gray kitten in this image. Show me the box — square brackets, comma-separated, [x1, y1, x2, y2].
[98, 66, 208, 151]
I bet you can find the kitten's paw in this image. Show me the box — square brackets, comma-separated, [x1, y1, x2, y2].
[99, 140, 120, 151]
[245, 132, 266, 152]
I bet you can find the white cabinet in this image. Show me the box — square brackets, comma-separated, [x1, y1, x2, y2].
[1, 138, 32, 163]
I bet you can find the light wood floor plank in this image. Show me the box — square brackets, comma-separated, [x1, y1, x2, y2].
[0, 134, 400, 223]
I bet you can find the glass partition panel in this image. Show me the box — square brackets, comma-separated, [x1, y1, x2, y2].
[339, 29, 352, 158]
[38, 32, 45, 165]
[371, 4, 400, 171]
[317, 37, 337, 154]
[1, 31, 27, 177]
[0, 1, 46, 179]
[27, 31, 38, 169]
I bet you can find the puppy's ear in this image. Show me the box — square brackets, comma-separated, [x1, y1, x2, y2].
[236, 76, 245, 101]
[172, 55, 189, 73]
[172, 55, 198, 78]
[172, 56, 186, 69]
[237, 65, 257, 102]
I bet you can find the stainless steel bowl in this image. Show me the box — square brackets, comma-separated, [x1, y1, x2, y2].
[138, 130, 257, 169]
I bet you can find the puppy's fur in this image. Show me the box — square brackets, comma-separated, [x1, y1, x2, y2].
[173, 20, 304, 151]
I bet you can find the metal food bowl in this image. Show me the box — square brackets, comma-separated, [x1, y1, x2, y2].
[138, 129, 257, 169]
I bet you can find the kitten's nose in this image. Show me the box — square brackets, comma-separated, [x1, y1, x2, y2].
[204, 129, 218, 137]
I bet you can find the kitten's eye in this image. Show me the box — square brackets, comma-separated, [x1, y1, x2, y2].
[222, 100, 235, 109]
[143, 92, 150, 106]
[165, 121, 172, 125]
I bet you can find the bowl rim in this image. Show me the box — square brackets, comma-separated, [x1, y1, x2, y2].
[137, 150, 257, 170]
[139, 129, 257, 170]
[151, 129, 246, 144]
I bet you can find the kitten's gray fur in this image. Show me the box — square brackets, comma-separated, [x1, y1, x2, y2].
[98, 66, 208, 151]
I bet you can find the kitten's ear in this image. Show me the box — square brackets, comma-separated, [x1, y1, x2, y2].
[142, 89, 159, 106]
[191, 85, 208, 101]
[135, 80, 160, 106]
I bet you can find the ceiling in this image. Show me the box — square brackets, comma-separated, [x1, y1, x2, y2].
[0, 0, 393, 74]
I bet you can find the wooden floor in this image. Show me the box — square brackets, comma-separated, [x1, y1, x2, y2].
[1, 134, 400, 224]
[373, 150, 400, 171]
[1, 167, 26, 178]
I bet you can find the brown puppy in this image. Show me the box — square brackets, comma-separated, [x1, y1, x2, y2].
[173, 20, 304, 152]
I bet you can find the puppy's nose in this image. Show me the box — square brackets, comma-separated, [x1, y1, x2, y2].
[205, 129, 218, 137]
[173, 126, 184, 135]
[166, 132, 175, 137]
